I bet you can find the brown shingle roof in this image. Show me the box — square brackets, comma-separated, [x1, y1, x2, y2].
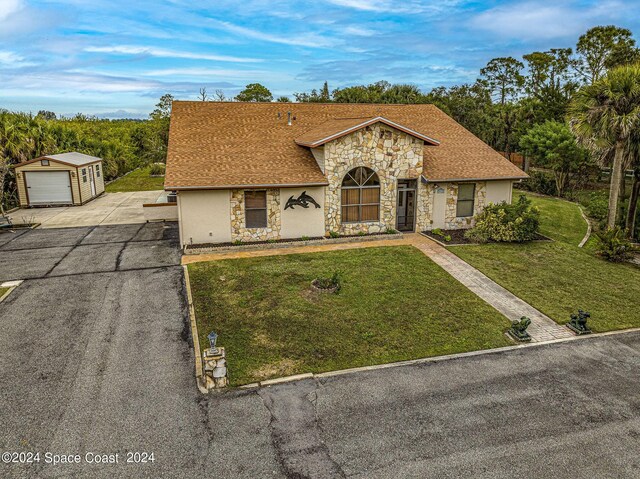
[294, 116, 440, 147]
[165, 102, 527, 189]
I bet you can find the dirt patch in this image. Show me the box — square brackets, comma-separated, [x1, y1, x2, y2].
[300, 289, 321, 304]
[252, 358, 302, 381]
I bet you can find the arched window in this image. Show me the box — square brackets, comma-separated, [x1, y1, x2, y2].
[341, 167, 380, 223]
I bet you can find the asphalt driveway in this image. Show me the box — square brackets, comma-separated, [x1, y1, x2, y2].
[1, 223, 639, 478]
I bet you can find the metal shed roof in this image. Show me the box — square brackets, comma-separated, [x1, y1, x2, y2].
[43, 152, 102, 166]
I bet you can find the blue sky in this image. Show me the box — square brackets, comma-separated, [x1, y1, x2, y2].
[1, 0, 639, 117]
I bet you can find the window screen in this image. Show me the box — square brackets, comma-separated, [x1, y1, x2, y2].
[245, 191, 267, 228]
[456, 184, 475, 217]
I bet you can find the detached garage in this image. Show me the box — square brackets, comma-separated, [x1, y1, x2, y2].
[14, 152, 105, 207]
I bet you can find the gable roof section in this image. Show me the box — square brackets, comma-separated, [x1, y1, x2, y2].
[294, 116, 440, 148]
[165, 102, 527, 190]
[14, 152, 102, 168]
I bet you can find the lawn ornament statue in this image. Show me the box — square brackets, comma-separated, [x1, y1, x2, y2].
[567, 310, 592, 334]
[284, 191, 321, 210]
[509, 316, 532, 342]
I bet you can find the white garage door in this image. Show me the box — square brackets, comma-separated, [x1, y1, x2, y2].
[26, 171, 73, 205]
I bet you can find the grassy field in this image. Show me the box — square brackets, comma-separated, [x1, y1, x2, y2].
[452, 194, 640, 332]
[0, 287, 9, 299]
[105, 166, 165, 192]
[188, 246, 512, 386]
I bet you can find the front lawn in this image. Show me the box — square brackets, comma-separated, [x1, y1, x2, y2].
[188, 246, 511, 386]
[524, 193, 587, 246]
[105, 166, 165, 192]
[451, 194, 640, 332]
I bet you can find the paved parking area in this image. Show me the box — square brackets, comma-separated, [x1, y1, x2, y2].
[8, 191, 164, 228]
[1, 224, 639, 478]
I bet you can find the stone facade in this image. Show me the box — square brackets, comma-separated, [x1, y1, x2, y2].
[323, 123, 424, 235]
[230, 188, 281, 242]
[444, 182, 487, 229]
[203, 347, 228, 389]
[416, 182, 435, 231]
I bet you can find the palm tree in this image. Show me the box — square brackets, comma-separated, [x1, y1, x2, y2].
[625, 130, 640, 238]
[569, 63, 640, 229]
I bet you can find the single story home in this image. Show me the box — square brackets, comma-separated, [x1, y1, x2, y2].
[165, 102, 527, 246]
[14, 152, 105, 206]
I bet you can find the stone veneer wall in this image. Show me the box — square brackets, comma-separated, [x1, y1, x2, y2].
[416, 182, 434, 231]
[323, 123, 424, 235]
[444, 182, 486, 229]
[230, 189, 281, 241]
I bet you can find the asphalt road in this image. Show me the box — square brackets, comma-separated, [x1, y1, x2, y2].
[1, 224, 639, 478]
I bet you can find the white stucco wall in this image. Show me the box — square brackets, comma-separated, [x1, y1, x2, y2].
[280, 186, 326, 239]
[486, 180, 514, 205]
[177, 190, 232, 245]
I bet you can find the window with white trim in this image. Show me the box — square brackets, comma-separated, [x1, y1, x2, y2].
[341, 167, 380, 223]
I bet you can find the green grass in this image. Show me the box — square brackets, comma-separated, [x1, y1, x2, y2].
[452, 195, 640, 333]
[188, 246, 512, 386]
[105, 166, 165, 192]
[523, 193, 587, 246]
[0, 287, 9, 298]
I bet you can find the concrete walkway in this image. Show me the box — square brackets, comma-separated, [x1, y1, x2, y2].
[9, 190, 164, 228]
[408, 234, 574, 342]
[184, 233, 573, 342]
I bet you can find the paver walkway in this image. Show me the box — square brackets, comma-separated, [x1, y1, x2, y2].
[183, 233, 574, 342]
[407, 234, 574, 342]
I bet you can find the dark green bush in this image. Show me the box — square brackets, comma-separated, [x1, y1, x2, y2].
[313, 271, 341, 292]
[585, 191, 609, 222]
[517, 171, 558, 196]
[595, 227, 633, 262]
[465, 195, 540, 243]
[149, 163, 165, 176]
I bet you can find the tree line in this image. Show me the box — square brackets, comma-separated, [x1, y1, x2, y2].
[0, 99, 172, 214]
[222, 25, 640, 237]
[2, 25, 639, 238]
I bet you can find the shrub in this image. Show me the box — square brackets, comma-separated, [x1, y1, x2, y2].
[431, 228, 451, 242]
[149, 163, 165, 176]
[595, 227, 633, 262]
[584, 191, 609, 223]
[313, 271, 341, 292]
[385, 228, 397, 234]
[517, 170, 557, 196]
[329, 231, 340, 238]
[465, 195, 540, 243]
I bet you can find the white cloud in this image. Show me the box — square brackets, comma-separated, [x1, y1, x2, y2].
[84, 45, 262, 63]
[469, 1, 623, 40]
[0, 0, 22, 21]
[343, 26, 376, 37]
[209, 20, 336, 48]
[0, 50, 36, 67]
[325, 0, 463, 14]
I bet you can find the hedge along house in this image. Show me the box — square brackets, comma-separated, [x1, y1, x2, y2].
[14, 152, 105, 207]
[165, 102, 528, 247]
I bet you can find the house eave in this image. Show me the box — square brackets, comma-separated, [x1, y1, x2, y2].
[421, 175, 528, 183]
[166, 181, 330, 191]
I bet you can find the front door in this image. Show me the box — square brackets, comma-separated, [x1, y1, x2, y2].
[396, 180, 416, 231]
[88, 165, 96, 197]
